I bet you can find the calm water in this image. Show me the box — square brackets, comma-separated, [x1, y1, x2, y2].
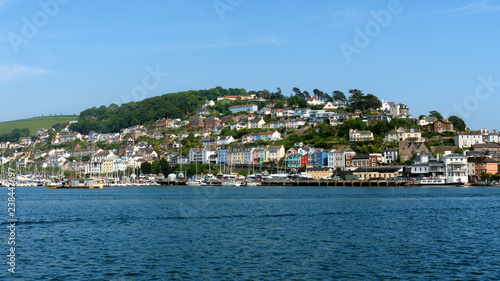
[2, 185, 500, 280]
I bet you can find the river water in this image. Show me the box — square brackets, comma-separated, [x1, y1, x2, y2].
[2, 186, 500, 280]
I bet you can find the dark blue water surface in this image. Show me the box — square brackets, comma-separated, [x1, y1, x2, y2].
[2, 186, 500, 280]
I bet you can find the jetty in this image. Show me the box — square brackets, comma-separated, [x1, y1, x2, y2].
[157, 179, 412, 187]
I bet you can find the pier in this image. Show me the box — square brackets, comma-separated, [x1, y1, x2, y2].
[157, 179, 413, 187]
[262, 179, 412, 187]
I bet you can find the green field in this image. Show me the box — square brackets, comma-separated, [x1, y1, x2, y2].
[0, 115, 78, 135]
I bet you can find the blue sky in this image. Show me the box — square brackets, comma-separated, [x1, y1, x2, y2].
[1, 0, 499, 130]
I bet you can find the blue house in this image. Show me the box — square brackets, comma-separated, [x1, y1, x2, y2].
[286, 154, 301, 168]
[217, 148, 228, 164]
[311, 149, 328, 167]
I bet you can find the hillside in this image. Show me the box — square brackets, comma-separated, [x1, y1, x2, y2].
[0, 115, 78, 135]
[69, 87, 251, 134]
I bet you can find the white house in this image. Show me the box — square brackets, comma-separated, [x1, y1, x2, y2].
[216, 136, 235, 146]
[189, 148, 203, 164]
[202, 100, 215, 107]
[484, 132, 500, 143]
[305, 96, 324, 106]
[417, 116, 438, 126]
[202, 147, 217, 164]
[379, 100, 410, 118]
[454, 132, 484, 148]
[294, 108, 311, 119]
[442, 153, 468, 184]
[327, 149, 337, 169]
[382, 148, 398, 164]
[324, 100, 347, 110]
[349, 129, 374, 142]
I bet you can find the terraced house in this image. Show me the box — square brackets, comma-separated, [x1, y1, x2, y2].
[241, 131, 282, 143]
[265, 145, 285, 163]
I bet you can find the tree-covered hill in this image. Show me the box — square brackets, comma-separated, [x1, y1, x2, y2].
[69, 87, 240, 134]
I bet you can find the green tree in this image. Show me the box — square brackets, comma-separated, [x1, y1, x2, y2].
[274, 102, 285, 109]
[292, 87, 303, 98]
[303, 91, 311, 99]
[313, 89, 325, 100]
[429, 110, 444, 120]
[348, 89, 365, 110]
[141, 162, 152, 174]
[324, 93, 334, 102]
[332, 90, 347, 101]
[287, 95, 308, 108]
[448, 115, 466, 132]
[481, 171, 492, 181]
[362, 94, 382, 110]
[151, 160, 159, 174]
[159, 158, 170, 175]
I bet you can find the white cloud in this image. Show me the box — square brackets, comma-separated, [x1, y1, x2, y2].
[0, 64, 50, 82]
[445, 0, 500, 15]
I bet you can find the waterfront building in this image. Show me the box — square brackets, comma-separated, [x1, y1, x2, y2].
[265, 145, 285, 163]
[306, 167, 333, 179]
[217, 148, 228, 164]
[442, 153, 468, 183]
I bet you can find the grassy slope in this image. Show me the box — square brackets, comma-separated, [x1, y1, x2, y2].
[0, 115, 78, 135]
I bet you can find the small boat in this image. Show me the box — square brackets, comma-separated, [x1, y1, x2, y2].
[186, 179, 204, 186]
[419, 178, 463, 186]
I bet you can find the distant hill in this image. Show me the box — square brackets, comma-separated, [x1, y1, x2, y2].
[0, 115, 78, 135]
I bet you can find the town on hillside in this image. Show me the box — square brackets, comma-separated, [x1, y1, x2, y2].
[1, 88, 499, 186]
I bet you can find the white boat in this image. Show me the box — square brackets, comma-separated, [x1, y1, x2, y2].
[220, 179, 241, 186]
[186, 179, 204, 186]
[419, 177, 463, 186]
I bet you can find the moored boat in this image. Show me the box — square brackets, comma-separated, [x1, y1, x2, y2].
[47, 178, 103, 189]
[419, 177, 463, 186]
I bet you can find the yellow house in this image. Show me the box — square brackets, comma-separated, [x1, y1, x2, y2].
[101, 160, 115, 174]
[228, 148, 245, 165]
[306, 167, 333, 179]
[384, 127, 423, 142]
[265, 145, 285, 163]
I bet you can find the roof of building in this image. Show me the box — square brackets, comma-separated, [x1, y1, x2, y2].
[353, 154, 370, 159]
[472, 143, 500, 148]
[353, 167, 401, 173]
[431, 146, 458, 153]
